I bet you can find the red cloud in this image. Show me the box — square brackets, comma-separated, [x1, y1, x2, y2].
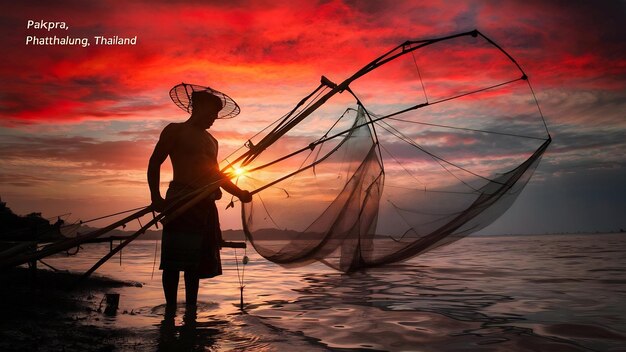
[0, 135, 153, 171]
[3, 0, 623, 128]
[1, 1, 625, 231]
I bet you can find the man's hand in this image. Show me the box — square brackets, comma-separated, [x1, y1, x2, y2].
[238, 190, 252, 203]
[151, 196, 168, 212]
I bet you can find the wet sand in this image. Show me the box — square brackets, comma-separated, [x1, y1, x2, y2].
[0, 267, 154, 351]
[0, 267, 329, 351]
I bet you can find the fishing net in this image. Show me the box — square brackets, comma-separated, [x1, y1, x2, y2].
[0, 31, 550, 274]
[227, 32, 551, 272]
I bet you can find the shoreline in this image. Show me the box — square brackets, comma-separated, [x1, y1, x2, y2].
[0, 267, 154, 351]
[0, 267, 322, 351]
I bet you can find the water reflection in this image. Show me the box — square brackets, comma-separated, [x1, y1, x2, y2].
[252, 265, 596, 351]
[37, 234, 626, 351]
[157, 307, 221, 352]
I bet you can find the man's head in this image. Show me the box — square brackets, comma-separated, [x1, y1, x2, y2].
[190, 91, 223, 128]
[191, 91, 223, 113]
[170, 83, 240, 120]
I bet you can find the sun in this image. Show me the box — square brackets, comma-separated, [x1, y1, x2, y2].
[225, 166, 247, 179]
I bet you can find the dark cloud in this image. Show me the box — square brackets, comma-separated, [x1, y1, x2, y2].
[486, 166, 626, 234]
[0, 134, 152, 170]
[116, 128, 162, 140]
[0, 0, 624, 233]
[98, 178, 147, 186]
[0, 173, 50, 187]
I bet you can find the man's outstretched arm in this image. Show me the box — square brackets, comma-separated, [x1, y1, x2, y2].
[221, 178, 252, 203]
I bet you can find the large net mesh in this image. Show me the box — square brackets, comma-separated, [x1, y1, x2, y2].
[228, 32, 550, 272]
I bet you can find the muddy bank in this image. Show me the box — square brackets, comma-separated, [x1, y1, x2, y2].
[0, 267, 155, 351]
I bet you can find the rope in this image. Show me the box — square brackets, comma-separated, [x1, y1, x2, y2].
[79, 206, 146, 225]
[526, 79, 551, 137]
[411, 51, 429, 103]
[428, 77, 524, 107]
[38, 259, 60, 272]
[233, 246, 247, 310]
[241, 76, 529, 183]
[256, 193, 282, 229]
[385, 117, 547, 140]
[377, 139, 426, 189]
[374, 120, 489, 190]
[151, 238, 159, 280]
[66, 245, 81, 256]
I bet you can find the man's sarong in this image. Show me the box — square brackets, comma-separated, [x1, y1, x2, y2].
[159, 182, 223, 278]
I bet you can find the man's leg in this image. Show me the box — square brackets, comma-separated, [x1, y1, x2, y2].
[162, 269, 179, 308]
[183, 270, 200, 306]
[183, 270, 200, 324]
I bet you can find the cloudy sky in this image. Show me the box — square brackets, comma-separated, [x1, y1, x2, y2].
[1, 0, 624, 233]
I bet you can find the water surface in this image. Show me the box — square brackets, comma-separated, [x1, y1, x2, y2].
[44, 233, 626, 351]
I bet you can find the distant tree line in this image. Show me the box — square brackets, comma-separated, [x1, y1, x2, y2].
[0, 199, 63, 241]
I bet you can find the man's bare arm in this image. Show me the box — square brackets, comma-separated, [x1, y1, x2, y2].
[221, 177, 252, 202]
[148, 124, 176, 211]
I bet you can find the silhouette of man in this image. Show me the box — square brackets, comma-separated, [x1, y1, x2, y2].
[148, 89, 251, 319]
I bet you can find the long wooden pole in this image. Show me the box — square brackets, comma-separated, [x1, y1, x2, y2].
[158, 31, 506, 244]
[0, 207, 152, 270]
[79, 183, 222, 279]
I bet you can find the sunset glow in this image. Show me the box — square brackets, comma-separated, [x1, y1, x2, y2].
[1, 0, 624, 233]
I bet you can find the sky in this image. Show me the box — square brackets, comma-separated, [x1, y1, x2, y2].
[0, 0, 624, 234]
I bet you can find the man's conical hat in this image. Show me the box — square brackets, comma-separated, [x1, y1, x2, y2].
[169, 83, 240, 119]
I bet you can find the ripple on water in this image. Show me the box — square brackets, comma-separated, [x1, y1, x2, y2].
[38, 234, 626, 351]
[542, 323, 626, 340]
